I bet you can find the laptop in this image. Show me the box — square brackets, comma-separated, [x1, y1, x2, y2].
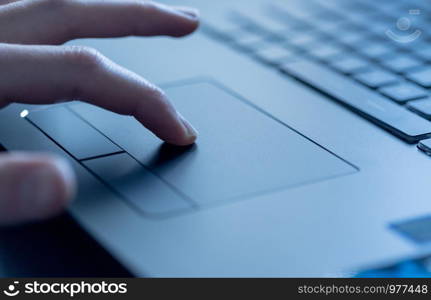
[2, 0, 431, 276]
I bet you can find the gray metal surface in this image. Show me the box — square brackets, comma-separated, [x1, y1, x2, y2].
[0, 0, 430, 277]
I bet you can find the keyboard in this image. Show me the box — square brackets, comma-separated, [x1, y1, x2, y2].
[203, 0, 431, 146]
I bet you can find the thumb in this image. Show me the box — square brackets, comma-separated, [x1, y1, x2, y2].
[0, 152, 76, 226]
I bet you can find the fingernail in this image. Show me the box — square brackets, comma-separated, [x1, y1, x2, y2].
[53, 157, 76, 200]
[178, 113, 198, 140]
[175, 7, 200, 19]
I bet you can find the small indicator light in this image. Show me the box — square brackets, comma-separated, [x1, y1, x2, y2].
[20, 110, 29, 118]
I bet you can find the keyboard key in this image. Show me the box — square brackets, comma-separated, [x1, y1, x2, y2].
[27, 106, 122, 160]
[307, 44, 343, 60]
[353, 68, 400, 88]
[391, 213, 431, 244]
[413, 45, 431, 61]
[281, 59, 431, 143]
[379, 82, 428, 103]
[212, 26, 251, 41]
[83, 153, 192, 215]
[329, 55, 371, 74]
[266, 6, 313, 30]
[312, 20, 345, 33]
[203, 19, 250, 40]
[379, 54, 423, 73]
[418, 139, 431, 155]
[341, 1, 377, 13]
[286, 32, 322, 48]
[232, 10, 297, 35]
[396, 39, 429, 52]
[334, 30, 369, 45]
[367, 22, 391, 37]
[228, 26, 263, 39]
[355, 42, 395, 59]
[311, 11, 346, 25]
[406, 68, 431, 88]
[271, 27, 301, 41]
[224, 28, 262, 43]
[234, 33, 265, 47]
[255, 16, 292, 33]
[253, 44, 296, 64]
[235, 38, 272, 52]
[407, 98, 431, 119]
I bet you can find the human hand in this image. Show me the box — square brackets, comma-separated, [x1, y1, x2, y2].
[0, 0, 199, 225]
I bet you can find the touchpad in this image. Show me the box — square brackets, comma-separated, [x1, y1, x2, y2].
[71, 81, 356, 205]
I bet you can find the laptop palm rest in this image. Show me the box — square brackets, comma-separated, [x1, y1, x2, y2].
[68, 80, 356, 209]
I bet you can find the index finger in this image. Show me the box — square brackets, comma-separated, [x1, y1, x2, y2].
[0, 44, 198, 146]
[0, 0, 200, 44]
